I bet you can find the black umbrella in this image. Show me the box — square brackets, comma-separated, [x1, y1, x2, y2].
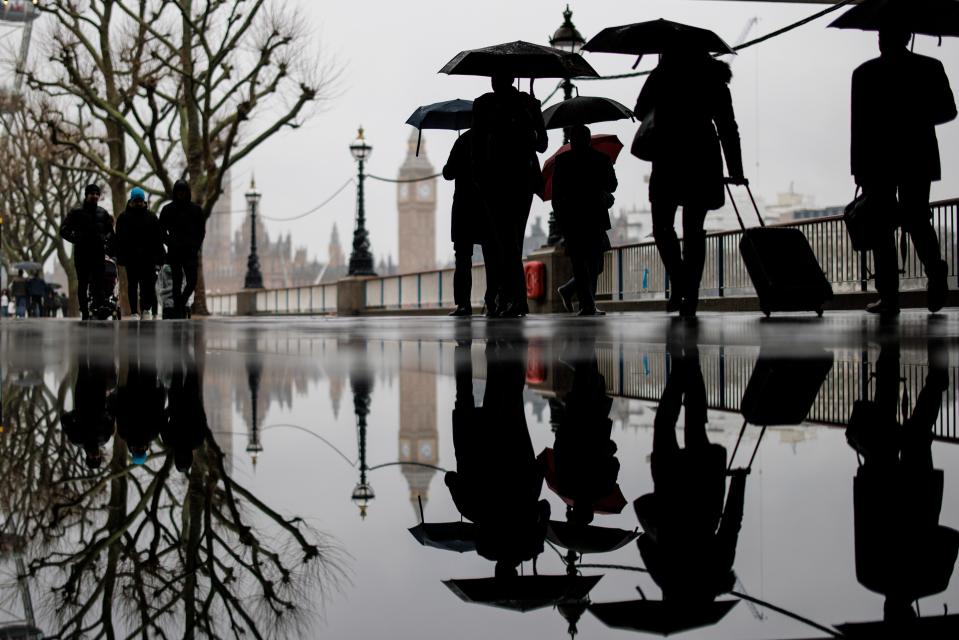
[830, 0, 959, 38]
[584, 20, 735, 68]
[444, 575, 603, 612]
[408, 522, 477, 553]
[405, 99, 473, 156]
[547, 521, 639, 554]
[439, 41, 598, 79]
[542, 96, 634, 130]
[11, 261, 41, 272]
[589, 599, 739, 635]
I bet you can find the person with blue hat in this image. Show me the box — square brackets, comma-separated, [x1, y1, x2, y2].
[116, 186, 165, 320]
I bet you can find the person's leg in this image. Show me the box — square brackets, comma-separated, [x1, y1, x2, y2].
[571, 254, 595, 312]
[899, 180, 948, 311]
[76, 268, 90, 319]
[481, 239, 501, 314]
[452, 241, 473, 311]
[681, 206, 708, 316]
[868, 185, 901, 312]
[88, 260, 106, 311]
[181, 259, 199, 311]
[141, 265, 158, 314]
[682, 346, 709, 448]
[651, 201, 684, 309]
[15, 296, 26, 318]
[126, 265, 141, 315]
[170, 260, 184, 311]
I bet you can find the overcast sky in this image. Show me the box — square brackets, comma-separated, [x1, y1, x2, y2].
[19, 0, 959, 267]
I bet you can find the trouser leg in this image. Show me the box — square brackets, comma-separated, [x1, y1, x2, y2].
[170, 261, 184, 309]
[868, 185, 901, 301]
[126, 265, 141, 314]
[682, 207, 708, 305]
[510, 190, 533, 310]
[481, 240, 500, 311]
[88, 261, 106, 310]
[652, 201, 684, 298]
[181, 259, 199, 309]
[899, 180, 946, 279]
[76, 270, 90, 317]
[453, 241, 473, 308]
[140, 266, 157, 313]
[571, 255, 595, 311]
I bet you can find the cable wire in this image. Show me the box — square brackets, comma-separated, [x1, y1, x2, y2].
[367, 173, 441, 184]
[579, 0, 859, 82]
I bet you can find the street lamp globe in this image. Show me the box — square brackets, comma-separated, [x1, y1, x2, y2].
[549, 5, 586, 54]
[244, 179, 261, 207]
[351, 481, 375, 519]
[349, 127, 372, 163]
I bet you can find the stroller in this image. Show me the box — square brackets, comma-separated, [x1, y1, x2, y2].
[89, 257, 121, 320]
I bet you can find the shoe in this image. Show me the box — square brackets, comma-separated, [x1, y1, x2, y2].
[498, 303, 526, 319]
[142, 310, 154, 321]
[558, 286, 575, 313]
[680, 298, 698, 319]
[485, 307, 501, 319]
[928, 274, 948, 313]
[577, 307, 606, 317]
[448, 306, 471, 317]
[666, 294, 683, 314]
[130, 313, 140, 321]
[866, 300, 900, 317]
[80, 313, 90, 322]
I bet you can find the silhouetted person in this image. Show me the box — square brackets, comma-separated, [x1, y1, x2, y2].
[61, 184, 116, 320]
[10, 270, 27, 318]
[445, 339, 549, 574]
[635, 49, 746, 318]
[163, 361, 208, 472]
[116, 361, 166, 466]
[472, 74, 548, 318]
[26, 273, 45, 318]
[116, 187, 165, 320]
[549, 338, 620, 525]
[444, 129, 494, 317]
[851, 26, 957, 316]
[60, 360, 116, 469]
[634, 333, 746, 604]
[160, 180, 206, 318]
[553, 125, 618, 316]
[846, 337, 958, 624]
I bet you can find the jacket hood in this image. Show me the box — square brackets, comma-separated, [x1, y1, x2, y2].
[173, 180, 192, 200]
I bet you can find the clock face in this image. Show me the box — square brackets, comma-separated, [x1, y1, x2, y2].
[419, 441, 434, 460]
[399, 184, 410, 200]
[417, 182, 432, 200]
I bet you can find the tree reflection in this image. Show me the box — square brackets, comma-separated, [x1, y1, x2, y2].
[0, 328, 340, 639]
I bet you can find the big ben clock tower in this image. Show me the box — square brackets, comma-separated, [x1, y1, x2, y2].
[397, 131, 437, 273]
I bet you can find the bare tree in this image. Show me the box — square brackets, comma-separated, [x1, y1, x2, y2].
[0, 98, 101, 316]
[28, 1, 336, 314]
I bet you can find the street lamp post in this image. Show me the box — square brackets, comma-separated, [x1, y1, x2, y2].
[350, 366, 375, 519]
[546, 5, 587, 246]
[243, 178, 264, 289]
[348, 127, 376, 276]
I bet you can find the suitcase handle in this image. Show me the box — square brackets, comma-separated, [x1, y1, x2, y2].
[725, 179, 765, 231]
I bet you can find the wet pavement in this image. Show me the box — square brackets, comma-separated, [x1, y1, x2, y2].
[1, 312, 958, 639]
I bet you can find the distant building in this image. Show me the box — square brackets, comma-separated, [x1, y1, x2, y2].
[204, 174, 324, 293]
[319, 223, 348, 284]
[523, 216, 548, 257]
[397, 131, 437, 273]
[609, 205, 652, 246]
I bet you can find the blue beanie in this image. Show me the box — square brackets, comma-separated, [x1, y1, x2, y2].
[130, 187, 146, 202]
[132, 451, 148, 465]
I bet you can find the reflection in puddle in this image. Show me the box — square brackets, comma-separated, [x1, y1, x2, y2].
[1, 319, 957, 638]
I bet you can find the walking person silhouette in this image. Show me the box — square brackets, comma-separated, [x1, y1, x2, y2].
[471, 75, 548, 318]
[851, 25, 957, 316]
[553, 124, 618, 316]
[635, 47, 746, 318]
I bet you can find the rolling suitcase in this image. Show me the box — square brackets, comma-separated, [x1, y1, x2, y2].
[728, 182, 834, 317]
[740, 349, 835, 426]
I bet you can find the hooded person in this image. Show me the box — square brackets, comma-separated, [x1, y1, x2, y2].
[60, 360, 117, 469]
[116, 187, 165, 320]
[115, 361, 166, 465]
[159, 180, 206, 318]
[60, 184, 116, 320]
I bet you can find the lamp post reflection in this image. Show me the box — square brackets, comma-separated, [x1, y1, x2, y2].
[350, 359, 375, 519]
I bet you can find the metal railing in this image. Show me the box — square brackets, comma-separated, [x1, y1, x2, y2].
[598, 198, 959, 301]
[363, 264, 488, 310]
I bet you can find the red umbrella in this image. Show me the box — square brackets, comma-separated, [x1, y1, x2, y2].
[540, 134, 624, 202]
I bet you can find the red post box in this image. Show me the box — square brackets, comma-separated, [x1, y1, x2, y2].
[524, 261, 546, 300]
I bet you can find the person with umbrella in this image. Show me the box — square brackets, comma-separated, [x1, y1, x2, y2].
[471, 75, 548, 318]
[26, 271, 46, 318]
[116, 187, 165, 320]
[160, 180, 206, 319]
[443, 127, 497, 317]
[9, 269, 28, 318]
[847, 24, 957, 315]
[845, 333, 958, 631]
[633, 326, 747, 608]
[60, 184, 116, 321]
[628, 32, 746, 318]
[444, 336, 550, 575]
[552, 124, 618, 316]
